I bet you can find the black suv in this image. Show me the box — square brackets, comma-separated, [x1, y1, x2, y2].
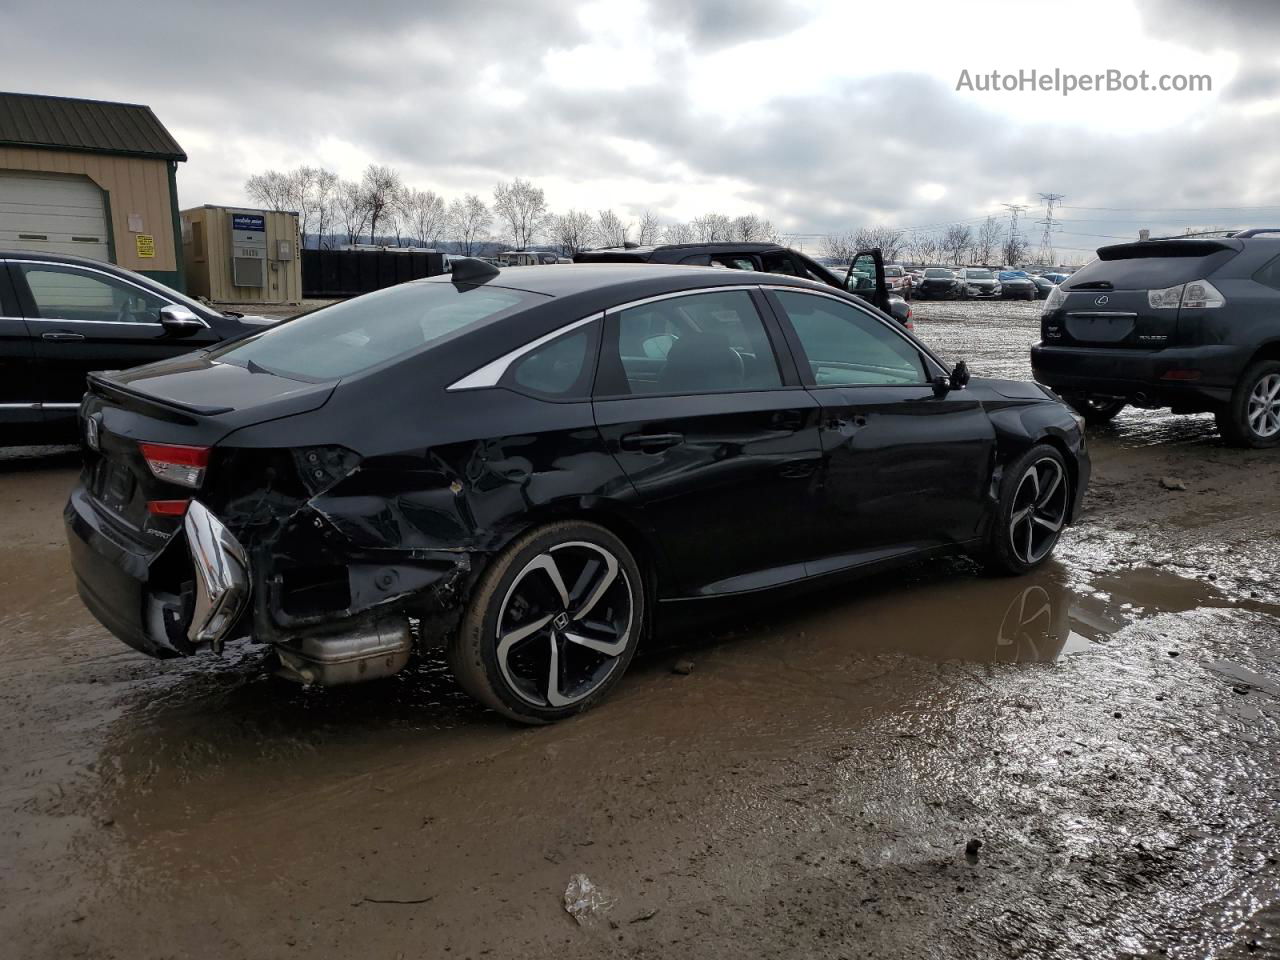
[1031, 231, 1280, 447]
[575, 242, 913, 328]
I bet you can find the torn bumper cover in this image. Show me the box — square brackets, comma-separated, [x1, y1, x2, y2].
[184, 500, 251, 651]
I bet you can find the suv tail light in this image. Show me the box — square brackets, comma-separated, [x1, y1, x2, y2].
[1148, 279, 1225, 310]
[139, 442, 210, 489]
[1041, 284, 1066, 316]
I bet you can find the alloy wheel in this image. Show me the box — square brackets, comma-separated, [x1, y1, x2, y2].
[1009, 458, 1069, 565]
[1247, 372, 1280, 438]
[495, 541, 634, 708]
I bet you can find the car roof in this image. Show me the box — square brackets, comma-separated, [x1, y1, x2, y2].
[420, 262, 827, 299]
[0, 249, 132, 269]
[583, 242, 786, 256]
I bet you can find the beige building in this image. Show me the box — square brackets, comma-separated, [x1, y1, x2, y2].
[0, 91, 186, 289]
[180, 205, 302, 305]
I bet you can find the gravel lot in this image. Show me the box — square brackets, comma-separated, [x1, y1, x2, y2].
[2, 298, 1279, 959]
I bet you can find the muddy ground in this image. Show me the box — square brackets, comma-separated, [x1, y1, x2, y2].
[3, 299, 1280, 959]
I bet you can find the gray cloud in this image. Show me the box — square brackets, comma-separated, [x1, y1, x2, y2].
[2, 0, 1278, 255]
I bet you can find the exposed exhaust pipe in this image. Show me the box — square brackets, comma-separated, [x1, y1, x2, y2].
[274, 617, 413, 686]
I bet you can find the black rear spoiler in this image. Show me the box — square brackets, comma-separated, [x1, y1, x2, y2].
[1096, 238, 1242, 260]
[87, 372, 232, 420]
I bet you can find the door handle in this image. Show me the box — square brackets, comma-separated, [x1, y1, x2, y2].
[41, 331, 86, 342]
[619, 432, 684, 452]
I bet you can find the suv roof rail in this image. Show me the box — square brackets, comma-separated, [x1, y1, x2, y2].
[1229, 228, 1280, 239]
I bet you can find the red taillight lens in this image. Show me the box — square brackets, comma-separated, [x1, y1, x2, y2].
[147, 499, 191, 516]
[138, 442, 210, 489]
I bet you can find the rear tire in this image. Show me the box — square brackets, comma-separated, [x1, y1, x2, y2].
[983, 444, 1072, 576]
[447, 521, 644, 724]
[1065, 394, 1126, 425]
[1215, 360, 1280, 448]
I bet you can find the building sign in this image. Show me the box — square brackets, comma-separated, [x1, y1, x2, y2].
[231, 214, 265, 233]
[136, 234, 155, 258]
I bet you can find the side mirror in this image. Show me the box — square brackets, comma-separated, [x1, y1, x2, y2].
[950, 360, 971, 389]
[159, 304, 204, 337]
[889, 300, 911, 324]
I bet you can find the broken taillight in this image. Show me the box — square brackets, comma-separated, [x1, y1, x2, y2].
[147, 499, 191, 516]
[138, 442, 210, 489]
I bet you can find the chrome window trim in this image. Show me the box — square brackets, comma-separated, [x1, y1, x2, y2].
[0, 402, 79, 409]
[761, 284, 950, 378]
[2, 258, 210, 329]
[446, 284, 764, 392]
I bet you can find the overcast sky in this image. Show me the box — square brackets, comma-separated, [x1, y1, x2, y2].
[4, 0, 1280, 258]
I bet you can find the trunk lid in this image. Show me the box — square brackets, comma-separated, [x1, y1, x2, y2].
[80, 352, 336, 537]
[1043, 238, 1240, 349]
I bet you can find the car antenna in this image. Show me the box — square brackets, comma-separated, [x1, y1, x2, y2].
[450, 257, 500, 283]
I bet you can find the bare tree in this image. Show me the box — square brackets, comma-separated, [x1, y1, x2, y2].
[403, 188, 447, 247]
[664, 221, 695, 244]
[822, 232, 856, 262]
[691, 212, 734, 242]
[448, 193, 492, 256]
[361, 164, 402, 244]
[972, 216, 1004, 265]
[636, 210, 662, 245]
[336, 180, 371, 246]
[596, 209, 629, 247]
[312, 168, 339, 249]
[552, 210, 598, 256]
[493, 178, 551, 250]
[244, 170, 292, 211]
[849, 226, 906, 262]
[1002, 232, 1029, 267]
[905, 231, 942, 266]
[942, 223, 975, 265]
[731, 213, 780, 242]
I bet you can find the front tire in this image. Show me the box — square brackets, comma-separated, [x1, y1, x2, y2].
[448, 521, 644, 724]
[984, 444, 1072, 576]
[1215, 360, 1280, 448]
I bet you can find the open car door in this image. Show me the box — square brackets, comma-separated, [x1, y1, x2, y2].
[843, 248, 889, 313]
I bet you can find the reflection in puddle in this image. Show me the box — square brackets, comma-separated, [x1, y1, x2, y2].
[724, 562, 1250, 666]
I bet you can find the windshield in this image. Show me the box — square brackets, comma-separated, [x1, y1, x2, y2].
[211, 280, 536, 380]
[924, 269, 953, 278]
[999, 271, 1029, 280]
[965, 269, 994, 279]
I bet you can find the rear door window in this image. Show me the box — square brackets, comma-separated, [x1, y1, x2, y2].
[505, 324, 597, 399]
[599, 289, 783, 396]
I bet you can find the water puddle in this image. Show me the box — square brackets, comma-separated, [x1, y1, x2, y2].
[715, 561, 1268, 666]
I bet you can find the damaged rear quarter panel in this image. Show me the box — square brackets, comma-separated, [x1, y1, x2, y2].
[204, 381, 646, 645]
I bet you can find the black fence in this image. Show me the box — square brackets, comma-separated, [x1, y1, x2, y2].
[301, 250, 447, 298]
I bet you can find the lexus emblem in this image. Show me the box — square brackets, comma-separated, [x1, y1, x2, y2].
[1094, 295, 1110, 306]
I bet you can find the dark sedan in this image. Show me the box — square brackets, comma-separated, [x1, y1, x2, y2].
[998, 271, 1039, 300]
[0, 251, 275, 444]
[66, 261, 1089, 723]
[914, 267, 961, 299]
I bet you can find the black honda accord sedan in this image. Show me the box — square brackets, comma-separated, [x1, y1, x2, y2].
[66, 260, 1089, 723]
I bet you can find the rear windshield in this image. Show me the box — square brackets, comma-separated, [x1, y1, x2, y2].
[884, 266, 904, 277]
[211, 281, 535, 380]
[1067, 244, 1239, 290]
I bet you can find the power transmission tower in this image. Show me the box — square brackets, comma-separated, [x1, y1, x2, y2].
[1035, 193, 1064, 267]
[1002, 203, 1028, 265]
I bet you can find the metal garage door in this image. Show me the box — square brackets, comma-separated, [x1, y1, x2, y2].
[0, 171, 111, 261]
